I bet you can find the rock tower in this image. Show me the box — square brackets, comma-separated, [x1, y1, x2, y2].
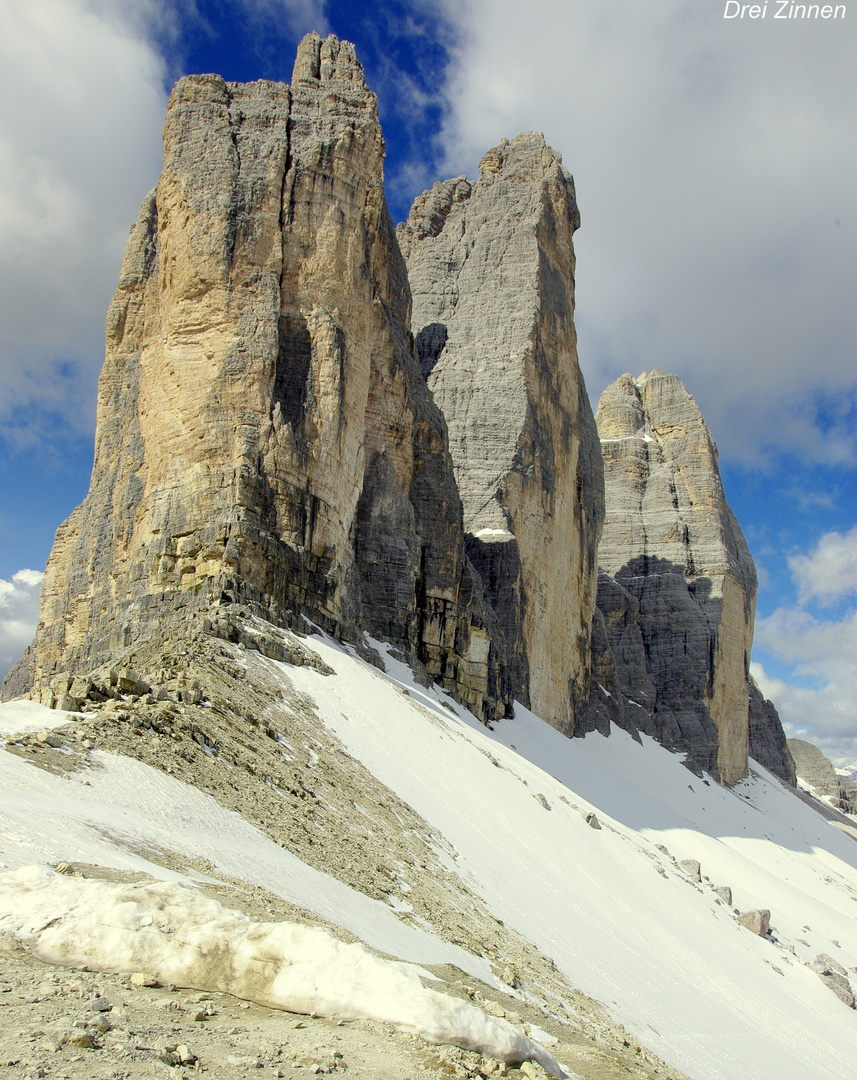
[399, 134, 604, 734]
[3, 37, 601, 732]
[594, 370, 772, 784]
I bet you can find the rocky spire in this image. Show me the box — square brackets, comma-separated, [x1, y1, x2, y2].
[593, 370, 766, 784]
[2, 35, 509, 718]
[400, 133, 604, 734]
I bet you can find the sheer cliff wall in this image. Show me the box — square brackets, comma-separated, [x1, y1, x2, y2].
[592, 370, 791, 785]
[399, 135, 604, 735]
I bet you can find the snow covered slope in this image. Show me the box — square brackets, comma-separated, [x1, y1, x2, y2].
[2, 627, 857, 1080]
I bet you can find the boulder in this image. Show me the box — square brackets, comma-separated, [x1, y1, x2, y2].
[737, 909, 770, 936]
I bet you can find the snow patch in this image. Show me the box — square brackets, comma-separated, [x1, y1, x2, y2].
[0, 866, 566, 1076]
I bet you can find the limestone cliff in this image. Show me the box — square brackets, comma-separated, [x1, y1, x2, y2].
[594, 370, 758, 784]
[2, 34, 785, 786]
[399, 134, 604, 734]
[3, 34, 507, 716]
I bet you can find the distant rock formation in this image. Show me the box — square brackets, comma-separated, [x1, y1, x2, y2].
[788, 739, 857, 814]
[400, 134, 604, 734]
[592, 370, 769, 785]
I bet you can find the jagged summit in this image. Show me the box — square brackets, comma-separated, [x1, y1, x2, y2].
[291, 31, 367, 86]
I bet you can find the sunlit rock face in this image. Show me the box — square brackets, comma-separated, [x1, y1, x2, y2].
[594, 370, 758, 785]
[3, 34, 515, 717]
[400, 134, 604, 735]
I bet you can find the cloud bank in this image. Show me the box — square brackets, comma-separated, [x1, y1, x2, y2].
[753, 525, 857, 764]
[0, 570, 43, 682]
[429, 0, 856, 468]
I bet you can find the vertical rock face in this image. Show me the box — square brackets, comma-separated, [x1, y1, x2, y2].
[594, 370, 757, 784]
[748, 679, 796, 785]
[399, 134, 604, 734]
[7, 34, 500, 715]
[1, 33, 784, 788]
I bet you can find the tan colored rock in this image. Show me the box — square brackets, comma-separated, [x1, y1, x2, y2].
[400, 133, 604, 734]
[737, 909, 771, 936]
[4, 34, 505, 718]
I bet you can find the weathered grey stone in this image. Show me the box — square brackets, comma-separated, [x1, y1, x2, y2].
[713, 885, 733, 905]
[813, 953, 848, 978]
[811, 957, 855, 1007]
[679, 860, 701, 882]
[737, 909, 770, 936]
[594, 371, 762, 785]
[401, 133, 604, 735]
[788, 739, 857, 814]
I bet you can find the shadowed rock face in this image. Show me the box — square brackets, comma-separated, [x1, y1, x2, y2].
[399, 134, 604, 734]
[1, 34, 516, 718]
[749, 680, 796, 785]
[593, 370, 758, 784]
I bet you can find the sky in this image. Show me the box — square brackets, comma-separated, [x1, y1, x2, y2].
[0, 0, 854, 761]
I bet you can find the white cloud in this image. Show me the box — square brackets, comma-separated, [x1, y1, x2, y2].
[428, 0, 856, 467]
[0, 0, 331, 454]
[0, 570, 44, 683]
[0, 0, 168, 441]
[752, 606, 857, 766]
[788, 525, 857, 607]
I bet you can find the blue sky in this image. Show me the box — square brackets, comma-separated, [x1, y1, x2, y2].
[0, 0, 854, 762]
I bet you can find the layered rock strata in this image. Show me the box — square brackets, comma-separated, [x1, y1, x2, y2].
[399, 134, 604, 734]
[3, 34, 513, 717]
[593, 371, 758, 784]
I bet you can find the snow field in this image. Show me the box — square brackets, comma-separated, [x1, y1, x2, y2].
[279, 633, 857, 1080]
[4, 629, 857, 1080]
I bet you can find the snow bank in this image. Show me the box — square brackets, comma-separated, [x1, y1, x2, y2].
[0, 866, 566, 1077]
[0, 699, 80, 737]
[0, 704, 499, 984]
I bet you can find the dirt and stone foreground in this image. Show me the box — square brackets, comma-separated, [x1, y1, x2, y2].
[2, 615, 690, 1080]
